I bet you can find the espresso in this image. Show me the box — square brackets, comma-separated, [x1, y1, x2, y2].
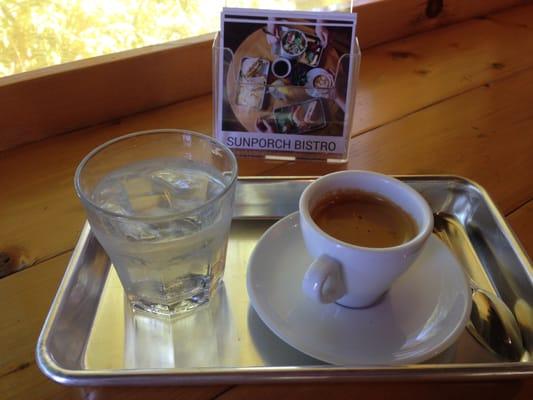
[311, 190, 417, 248]
[273, 60, 289, 76]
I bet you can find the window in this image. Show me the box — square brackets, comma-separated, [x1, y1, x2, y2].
[0, 0, 352, 77]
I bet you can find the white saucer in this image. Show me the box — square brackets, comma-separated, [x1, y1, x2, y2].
[247, 212, 471, 365]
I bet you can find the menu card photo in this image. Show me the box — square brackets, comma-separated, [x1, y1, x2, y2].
[216, 7, 358, 157]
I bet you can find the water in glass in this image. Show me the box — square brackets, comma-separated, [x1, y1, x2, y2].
[88, 158, 233, 316]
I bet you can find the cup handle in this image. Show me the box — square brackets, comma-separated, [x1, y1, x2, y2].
[302, 255, 346, 303]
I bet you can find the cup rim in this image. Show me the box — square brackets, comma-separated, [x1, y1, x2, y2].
[272, 57, 291, 78]
[299, 170, 434, 252]
[74, 129, 238, 222]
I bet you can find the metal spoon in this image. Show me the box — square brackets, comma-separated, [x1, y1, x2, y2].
[433, 214, 526, 361]
[467, 280, 525, 361]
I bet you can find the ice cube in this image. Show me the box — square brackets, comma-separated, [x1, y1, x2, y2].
[117, 172, 181, 215]
[100, 201, 130, 215]
[152, 169, 195, 190]
[122, 175, 157, 198]
[151, 168, 210, 210]
[93, 181, 132, 215]
[118, 220, 161, 241]
[128, 194, 170, 215]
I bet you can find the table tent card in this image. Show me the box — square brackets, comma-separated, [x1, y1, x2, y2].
[214, 7, 359, 162]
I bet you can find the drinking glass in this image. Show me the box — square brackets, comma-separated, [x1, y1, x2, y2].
[75, 129, 238, 316]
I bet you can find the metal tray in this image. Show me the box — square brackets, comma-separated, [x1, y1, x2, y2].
[37, 176, 533, 386]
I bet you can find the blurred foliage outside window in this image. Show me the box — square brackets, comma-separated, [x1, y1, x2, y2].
[0, 0, 350, 78]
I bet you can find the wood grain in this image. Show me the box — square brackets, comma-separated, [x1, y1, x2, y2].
[215, 381, 533, 400]
[78, 386, 233, 400]
[0, 34, 214, 152]
[0, 253, 77, 400]
[488, 3, 533, 29]
[354, 9, 533, 135]
[356, 0, 531, 48]
[1, 1, 530, 151]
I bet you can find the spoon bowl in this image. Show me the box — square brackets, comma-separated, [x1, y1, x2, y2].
[468, 283, 525, 361]
[433, 214, 526, 361]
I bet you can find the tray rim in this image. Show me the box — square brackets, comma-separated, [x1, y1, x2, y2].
[36, 175, 533, 386]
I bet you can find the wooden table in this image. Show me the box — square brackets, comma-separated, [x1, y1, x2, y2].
[1, 4, 533, 400]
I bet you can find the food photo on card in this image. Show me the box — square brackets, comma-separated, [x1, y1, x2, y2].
[216, 8, 357, 157]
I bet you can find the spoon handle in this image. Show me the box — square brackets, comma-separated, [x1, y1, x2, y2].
[433, 213, 495, 293]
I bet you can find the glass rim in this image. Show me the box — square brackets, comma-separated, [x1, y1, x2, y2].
[74, 129, 238, 222]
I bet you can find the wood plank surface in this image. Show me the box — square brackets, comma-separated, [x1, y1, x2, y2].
[488, 2, 533, 29]
[354, 5, 533, 135]
[0, 34, 214, 152]
[215, 381, 533, 400]
[356, 0, 531, 48]
[1, 1, 531, 151]
[1, 3, 533, 400]
[3, 5, 533, 276]
[0, 253, 78, 400]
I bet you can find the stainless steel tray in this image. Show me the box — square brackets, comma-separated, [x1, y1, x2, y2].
[37, 176, 533, 385]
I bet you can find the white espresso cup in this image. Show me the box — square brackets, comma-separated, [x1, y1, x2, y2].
[300, 170, 433, 308]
